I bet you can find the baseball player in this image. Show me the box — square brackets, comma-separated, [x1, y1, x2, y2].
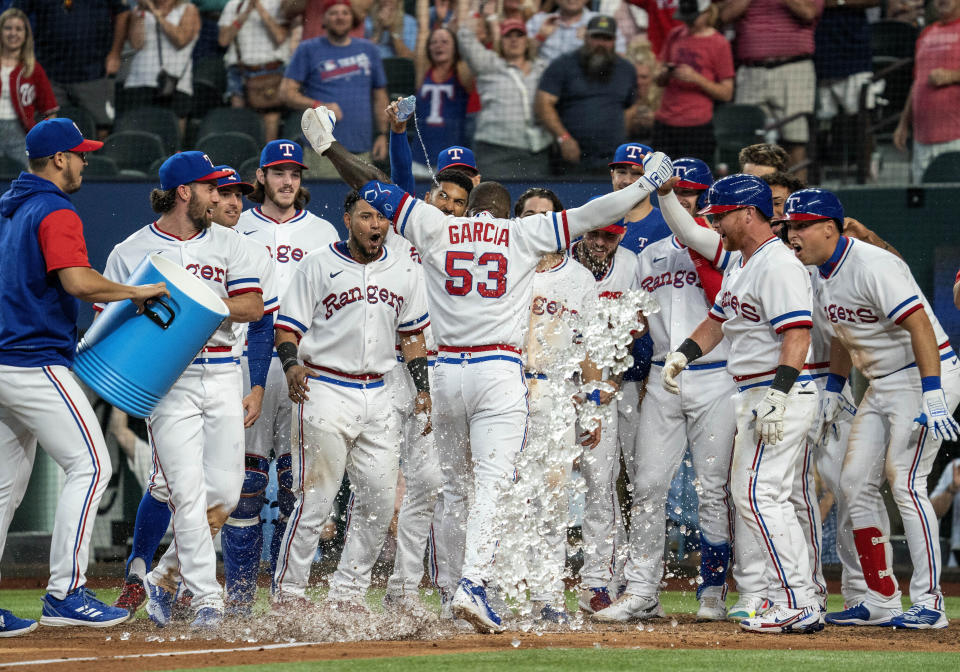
[271, 191, 430, 608]
[383, 170, 475, 617]
[298, 104, 675, 633]
[594, 158, 738, 623]
[783, 189, 960, 629]
[235, 140, 339, 581]
[98, 152, 264, 628]
[567, 222, 639, 615]
[0, 119, 167, 635]
[111, 166, 280, 618]
[659, 174, 823, 634]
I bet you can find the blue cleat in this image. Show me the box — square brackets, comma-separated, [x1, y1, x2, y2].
[451, 578, 505, 634]
[190, 607, 223, 630]
[0, 608, 38, 637]
[143, 575, 175, 627]
[889, 604, 948, 630]
[824, 602, 900, 627]
[537, 604, 570, 625]
[40, 587, 129, 628]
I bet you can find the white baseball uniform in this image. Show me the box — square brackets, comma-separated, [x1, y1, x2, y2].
[524, 255, 598, 607]
[272, 241, 429, 599]
[811, 236, 960, 611]
[622, 235, 736, 599]
[708, 237, 819, 611]
[371, 178, 652, 587]
[569, 241, 637, 592]
[98, 222, 262, 611]
[235, 207, 339, 462]
[382, 234, 443, 599]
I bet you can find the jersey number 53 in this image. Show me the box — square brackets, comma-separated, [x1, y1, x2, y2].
[444, 251, 508, 298]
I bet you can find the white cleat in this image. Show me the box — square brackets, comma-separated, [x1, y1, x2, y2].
[740, 605, 824, 634]
[696, 586, 727, 621]
[592, 593, 663, 622]
[727, 594, 771, 621]
[301, 106, 337, 155]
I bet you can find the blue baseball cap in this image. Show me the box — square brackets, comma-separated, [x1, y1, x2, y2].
[25, 118, 103, 158]
[437, 146, 477, 173]
[698, 173, 773, 220]
[609, 143, 653, 168]
[215, 164, 254, 195]
[159, 151, 234, 191]
[260, 139, 308, 169]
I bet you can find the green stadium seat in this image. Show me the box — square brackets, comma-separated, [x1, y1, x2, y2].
[0, 156, 24, 179]
[114, 107, 181, 154]
[196, 132, 260, 171]
[713, 103, 767, 171]
[383, 57, 416, 100]
[198, 108, 266, 149]
[83, 155, 119, 177]
[101, 131, 165, 174]
[921, 151, 960, 183]
[56, 104, 98, 137]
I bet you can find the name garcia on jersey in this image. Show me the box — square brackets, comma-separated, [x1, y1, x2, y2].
[448, 220, 510, 247]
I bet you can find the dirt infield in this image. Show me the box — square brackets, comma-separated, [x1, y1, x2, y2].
[3, 615, 958, 671]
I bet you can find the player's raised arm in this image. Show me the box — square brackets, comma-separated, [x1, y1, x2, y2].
[301, 107, 391, 190]
[657, 178, 722, 260]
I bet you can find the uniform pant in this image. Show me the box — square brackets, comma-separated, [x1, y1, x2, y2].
[623, 365, 735, 597]
[244, 357, 292, 461]
[146, 364, 245, 610]
[273, 377, 400, 599]
[385, 365, 442, 597]
[0, 365, 111, 599]
[431, 354, 528, 586]
[812, 388, 864, 606]
[730, 384, 818, 609]
[841, 362, 960, 610]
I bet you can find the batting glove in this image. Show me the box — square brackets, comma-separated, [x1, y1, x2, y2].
[661, 351, 687, 395]
[914, 387, 960, 442]
[301, 106, 337, 155]
[814, 389, 842, 447]
[639, 152, 673, 191]
[753, 388, 787, 445]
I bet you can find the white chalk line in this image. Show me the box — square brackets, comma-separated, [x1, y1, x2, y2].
[0, 639, 326, 667]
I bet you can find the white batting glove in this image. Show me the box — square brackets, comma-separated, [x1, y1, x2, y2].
[301, 106, 337, 155]
[661, 351, 687, 395]
[814, 389, 842, 447]
[639, 151, 673, 191]
[914, 388, 960, 442]
[753, 388, 787, 445]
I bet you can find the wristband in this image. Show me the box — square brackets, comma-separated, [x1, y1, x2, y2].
[921, 376, 941, 393]
[824, 373, 846, 393]
[535, 33, 546, 42]
[556, 132, 571, 143]
[232, 20, 241, 29]
[277, 341, 300, 373]
[676, 338, 702, 364]
[770, 365, 800, 394]
[406, 356, 430, 393]
[588, 389, 602, 405]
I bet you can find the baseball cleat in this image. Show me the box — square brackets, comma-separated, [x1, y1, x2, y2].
[0, 608, 38, 637]
[696, 586, 727, 621]
[578, 587, 612, 614]
[486, 584, 514, 621]
[727, 595, 771, 621]
[190, 607, 223, 630]
[40, 587, 129, 628]
[536, 604, 570, 625]
[592, 593, 663, 622]
[143, 575, 175, 627]
[301, 106, 337, 155]
[889, 604, 948, 630]
[824, 602, 901, 626]
[113, 576, 147, 617]
[740, 605, 823, 634]
[439, 588, 454, 620]
[451, 578, 506, 634]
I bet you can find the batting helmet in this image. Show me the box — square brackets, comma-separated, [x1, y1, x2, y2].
[781, 188, 844, 231]
[698, 173, 773, 220]
[673, 157, 713, 190]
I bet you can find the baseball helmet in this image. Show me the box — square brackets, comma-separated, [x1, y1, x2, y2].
[698, 173, 773, 220]
[673, 157, 713, 210]
[781, 188, 844, 229]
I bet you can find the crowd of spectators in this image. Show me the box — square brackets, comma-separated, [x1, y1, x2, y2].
[1, 0, 959, 180]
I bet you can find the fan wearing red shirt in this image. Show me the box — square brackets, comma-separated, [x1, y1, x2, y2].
[652, 0, 733, 164]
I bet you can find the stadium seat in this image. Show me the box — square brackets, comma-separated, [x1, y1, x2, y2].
[383, 57, 416, 100]
[148, 157, 166, 178]
[57, 104, 98, 137]
[871, 20, 918, 60]
[83, 155, 120, 178]
[192, 56, 229, 119]
[713, 103, 767, 170]
[921, 151, 960, 183]
[114, 107, 181, 154]
[101, 131, 165, 174]
[238, 156, 261, 182]
[196, 132, 260, 170]
[0, 156, 24, 179]
[280, 110, 303, 143]
[198, 108, 266, 148]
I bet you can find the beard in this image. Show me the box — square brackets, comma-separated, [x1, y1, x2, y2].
[578, 45, 616, 82]
[187, 192, 212, 230]
[264, 180, 296, 209]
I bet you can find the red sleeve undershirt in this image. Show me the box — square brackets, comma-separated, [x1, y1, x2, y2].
[38, 208, 91, 272]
